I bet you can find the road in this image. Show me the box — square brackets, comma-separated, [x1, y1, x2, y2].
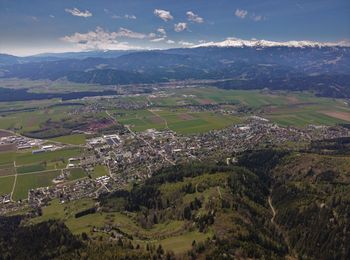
[217, 186, 222, 199]
[268, 191, 297, 259]
[148, 109, 169, 130]
[268, 195, 276, 224]
[10, 161, 18, 202]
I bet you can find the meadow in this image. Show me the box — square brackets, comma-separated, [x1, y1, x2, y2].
[30, 197, 210, 254]
[28, 171, 226, 254]
[67, 168, 86, 181]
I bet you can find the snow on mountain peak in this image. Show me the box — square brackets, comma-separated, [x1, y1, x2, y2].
[192, 38, 350, 48]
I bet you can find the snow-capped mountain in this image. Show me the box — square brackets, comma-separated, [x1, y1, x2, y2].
[192, 38, 350, 48]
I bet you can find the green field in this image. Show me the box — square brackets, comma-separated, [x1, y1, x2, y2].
[0, 175, 15, 196]
[16, 163, 46, 174]
[159, 230, 211, 254]
[113, 108, 241, 134]
[13, 170, 61, 200]
[0, 152, 16, 165]
[159, 88, 350, 127]
[108, 87, 350, 131]
[68, 168, 86, 181]
[0, 105, 76, 132]
[0, 148, 83, 200]
[91, 165, 108, 179]
[15, 148, 82, 166]
[31, 198, 96, 222]
[50, 134, 86, 145]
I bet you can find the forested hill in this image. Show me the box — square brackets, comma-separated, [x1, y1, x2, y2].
[1, 147, 349, 259]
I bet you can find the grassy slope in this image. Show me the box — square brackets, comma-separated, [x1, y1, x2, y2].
[29, 167, 285, 257]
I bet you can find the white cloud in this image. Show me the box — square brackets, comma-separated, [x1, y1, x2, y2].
[49, 14, 55, 18]
[116, 27, 147, 39]
[111, 14, 137, 20]
[166, 40, 175, 44]
[235, 9, 265, 21]
[251, 14, 265, 21]
[111, 15, 122, 19]
[151, 37, 166, 42]
[235, 9, 248, 19]
[125, 14, 137, 20]
[157, 28, 166, 36]
[178, 40, 194, 46]
[61, 27, 148, 50]
[186, 11, 204, 23]
[154, 9, 173, 22]
[174, 22, 187, 32]
[65, 8, 92, 18]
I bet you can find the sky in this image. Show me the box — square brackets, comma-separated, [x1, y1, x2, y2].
[0, 0, 349, 56]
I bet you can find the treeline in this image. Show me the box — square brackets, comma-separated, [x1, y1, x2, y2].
[0, 87, 119, 102]
[309, 136, 350, 154]
[0, 216, 82, 260]
[100, 162, 238, 212]
[75, 207, 96, 218]
[0, 216, 174, 260]
[213, 74, 350, 98]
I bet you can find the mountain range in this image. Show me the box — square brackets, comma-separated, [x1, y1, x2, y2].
[1, 42, 350, 98]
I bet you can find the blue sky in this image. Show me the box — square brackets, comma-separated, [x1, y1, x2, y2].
[0, 0, 349, 55]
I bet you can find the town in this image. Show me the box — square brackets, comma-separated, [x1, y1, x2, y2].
[1, 115, 348, 216]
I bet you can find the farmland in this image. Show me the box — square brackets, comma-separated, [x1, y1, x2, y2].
[157, 87, 350, 127]
[1, 87, 350, 139]
[103, 87, 350, 133]
[0, 147, 83, 200]
[113, 108, 241, 134]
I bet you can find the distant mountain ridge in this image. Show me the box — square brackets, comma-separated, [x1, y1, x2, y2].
[1, 44, 350, 98]
[192, 38, 350, 48]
